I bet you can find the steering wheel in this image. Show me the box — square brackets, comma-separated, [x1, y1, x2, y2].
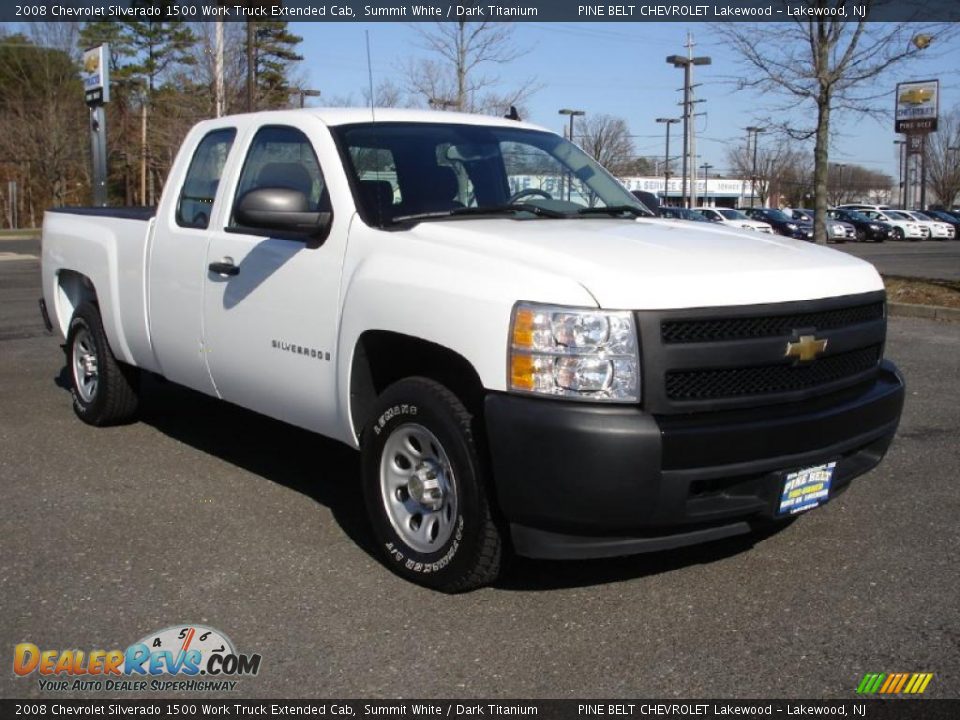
[509, 188, 552, 203]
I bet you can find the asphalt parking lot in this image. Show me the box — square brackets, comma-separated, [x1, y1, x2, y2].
[1, 242, 958, 700]
[837, 239, 960, 282]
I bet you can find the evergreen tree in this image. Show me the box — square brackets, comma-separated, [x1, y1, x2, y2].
[253, 22, 303, 109]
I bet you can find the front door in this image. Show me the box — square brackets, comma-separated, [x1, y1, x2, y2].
[202, 122, 347, 436]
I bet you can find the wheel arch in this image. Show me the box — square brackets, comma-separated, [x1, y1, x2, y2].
[349, 330, 486, 442]
[55, 270, 99, 336]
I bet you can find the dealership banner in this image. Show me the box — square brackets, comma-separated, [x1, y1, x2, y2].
[4, 0, 960, 23]
[2, 700, 960, 719]
[895, 79, 939, 134]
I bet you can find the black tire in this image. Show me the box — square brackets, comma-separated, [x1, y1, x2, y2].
[66, 302, 139, 426]
[893, 227, 905, 241]
[855, 229, 865, 242]
[360, 377, 502, 592]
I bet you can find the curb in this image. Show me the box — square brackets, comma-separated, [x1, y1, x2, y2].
[889, 302, 960, 322]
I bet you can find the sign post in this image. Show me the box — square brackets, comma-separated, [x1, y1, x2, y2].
[82, 45, 110, 207]
[895, 79, 938, 210]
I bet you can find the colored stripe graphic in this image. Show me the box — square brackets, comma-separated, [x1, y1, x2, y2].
[857, 672, 932, 694]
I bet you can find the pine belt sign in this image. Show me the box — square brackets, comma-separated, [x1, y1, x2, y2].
[82, 44, 110, 106]
[895, 79, 938, 134]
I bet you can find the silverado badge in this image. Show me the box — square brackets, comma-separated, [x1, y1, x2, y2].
[785, 334, 828, 362]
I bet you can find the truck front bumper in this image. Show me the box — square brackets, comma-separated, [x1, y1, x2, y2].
[484, 361, 904, 560]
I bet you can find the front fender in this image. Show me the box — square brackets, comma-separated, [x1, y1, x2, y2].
[335, 226, 597, 443]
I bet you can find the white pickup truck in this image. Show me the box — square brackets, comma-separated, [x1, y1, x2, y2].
[41, 109, 904, 591]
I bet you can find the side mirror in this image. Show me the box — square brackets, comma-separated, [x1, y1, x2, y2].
[233, 187, 331, 248]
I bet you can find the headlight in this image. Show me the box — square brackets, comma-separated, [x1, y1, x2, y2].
[508, 302, 639, 402]
[869, 224, 880, 230]
[786, 222, 798, 230]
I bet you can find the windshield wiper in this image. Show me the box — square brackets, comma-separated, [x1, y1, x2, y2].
[392, 203, 566, 223]
[576, 205, 651, 218]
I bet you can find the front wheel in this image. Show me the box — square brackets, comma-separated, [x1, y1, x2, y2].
[66, 302, 139, 426]
[361, 377, 502, 592]
[893, 227, 905, 241]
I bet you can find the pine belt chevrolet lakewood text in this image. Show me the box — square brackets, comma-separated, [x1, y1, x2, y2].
[40, 109, 904, 592]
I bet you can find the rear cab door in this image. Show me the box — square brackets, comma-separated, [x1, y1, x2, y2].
[148, 122, 241, 394]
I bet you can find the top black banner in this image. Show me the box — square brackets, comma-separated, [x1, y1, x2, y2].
[5, 0, 960, 24]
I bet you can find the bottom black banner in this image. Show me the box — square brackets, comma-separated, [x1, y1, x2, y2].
[2, 700, 958, 720]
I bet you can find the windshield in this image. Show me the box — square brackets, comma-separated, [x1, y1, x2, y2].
[331, 122, 651, 225]
[845, 211, 872, 222]
[887, 211, 912, 221]
[718, 209, 749, 220]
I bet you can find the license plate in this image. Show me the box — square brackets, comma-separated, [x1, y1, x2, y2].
[778, 462, 835, 516]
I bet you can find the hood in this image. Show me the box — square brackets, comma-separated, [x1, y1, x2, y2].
[402, 217, 883, 309]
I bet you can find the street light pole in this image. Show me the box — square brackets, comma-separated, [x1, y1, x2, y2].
[298, 88, 321, 108]
[700, 163, 713, 206]
[656, 118, 680, 206]
[559, 108, 585, 202]
[746, 126, 765, 207]
[667, 44, 711, 209]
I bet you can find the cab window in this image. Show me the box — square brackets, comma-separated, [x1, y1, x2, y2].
[176, 128, 236, 229]
[231, 125, 328, 227]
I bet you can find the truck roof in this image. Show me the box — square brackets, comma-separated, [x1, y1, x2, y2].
[193, 107, 549, 133]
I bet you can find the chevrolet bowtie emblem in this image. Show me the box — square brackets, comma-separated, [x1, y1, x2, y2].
[785, 335, 828, 362]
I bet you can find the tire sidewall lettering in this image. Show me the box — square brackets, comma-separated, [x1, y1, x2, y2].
[372, 403, 417, 436]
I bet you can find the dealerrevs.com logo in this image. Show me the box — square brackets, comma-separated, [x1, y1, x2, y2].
[13, 624, 261, 692]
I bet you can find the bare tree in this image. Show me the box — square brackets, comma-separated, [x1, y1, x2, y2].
[406, 21, 539, 116]
[0, 27, 89, 224]
[726, 136, 805, 207]
[925, 106, 960, 207]
[720, 10, 956, 243]
[575, 115, 635, 174]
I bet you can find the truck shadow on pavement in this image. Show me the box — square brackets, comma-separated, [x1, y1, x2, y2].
[54, 368, 796, 592]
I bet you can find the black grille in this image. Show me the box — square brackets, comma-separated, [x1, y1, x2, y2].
[661, 302, 884, 344]
[665, 345, 882, 401]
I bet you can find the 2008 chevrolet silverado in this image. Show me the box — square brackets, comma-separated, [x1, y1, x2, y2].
[40, 109, 904, 591]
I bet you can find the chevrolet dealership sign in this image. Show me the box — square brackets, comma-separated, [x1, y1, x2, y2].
[895, 79, 938, 134]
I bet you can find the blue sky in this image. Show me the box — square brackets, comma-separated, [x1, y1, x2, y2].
[296, 21, 960, 181]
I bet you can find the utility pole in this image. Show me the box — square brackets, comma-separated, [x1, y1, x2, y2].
[656, 118, 680, 206]
[215, 20, 225, 117]
[667, 34, 710, 209]
[246, 20, 255, 112]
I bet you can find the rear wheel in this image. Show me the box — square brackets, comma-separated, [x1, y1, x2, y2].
[361, 377, 502, 592]
[66, 302, 139, 426]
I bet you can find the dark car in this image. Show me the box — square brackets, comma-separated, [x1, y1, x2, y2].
[630, 190, 660, 216]
[828, 208, 892, 243]
[658, 206, 711, 222]
[740, 207, 813, 240]
[918, 210, 960, 238]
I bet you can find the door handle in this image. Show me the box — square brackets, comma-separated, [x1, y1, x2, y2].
[208, 261, 239, 277]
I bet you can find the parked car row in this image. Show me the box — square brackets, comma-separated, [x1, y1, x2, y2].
[631, 192, 959, 242]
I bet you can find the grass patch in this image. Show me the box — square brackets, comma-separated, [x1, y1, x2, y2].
[885, 276, 960, 309]
[0, 229, 39, 239]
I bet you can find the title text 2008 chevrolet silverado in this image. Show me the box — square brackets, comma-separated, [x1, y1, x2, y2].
[41, 109, 904, 591]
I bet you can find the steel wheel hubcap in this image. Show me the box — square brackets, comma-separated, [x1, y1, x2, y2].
[71, 327, 99, 403]
[380, 423, 457, 553]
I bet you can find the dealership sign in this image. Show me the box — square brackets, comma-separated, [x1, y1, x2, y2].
[82, 44, 110, 105]
[895, 79, 938, 133]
